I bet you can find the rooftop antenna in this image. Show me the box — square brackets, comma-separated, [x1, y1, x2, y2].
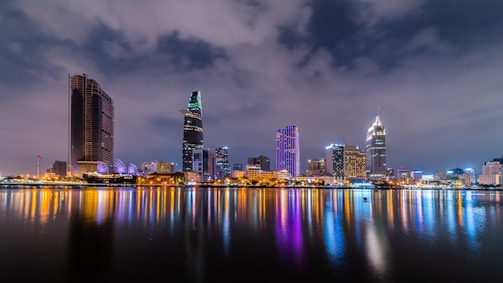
[376, 106, 382, 125]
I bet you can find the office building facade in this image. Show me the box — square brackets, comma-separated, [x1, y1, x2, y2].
[396, 166, 410, 183]
[69, 74, 114, 176]
[306, 158, 325, 177]
[182, 91, 204, 172]
[326, 144, 345, 180]
[141, 161, 176, 176]
[215, 146, 231, 179]
[479, 161, 502, 185]
[326, 144, 366, 181]
[50, 160, 67, 177]
[344, 145, 366, 181]
[248, 155, 271, 171]
[366, 110, 386, 181]
[276, 125, 300, 177]
[192, 148, 216, 182]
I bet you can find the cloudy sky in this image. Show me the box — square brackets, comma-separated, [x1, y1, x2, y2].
[1, 0, 502, 176]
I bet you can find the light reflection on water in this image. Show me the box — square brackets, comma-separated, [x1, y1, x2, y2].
[0, 186, 502, 282]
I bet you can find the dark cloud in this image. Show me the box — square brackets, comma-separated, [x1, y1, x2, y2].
[0, 5, 54, 88]
[419, 0, 503, 44]
[292, 0, 503, 71]
[1, 0, 502, 177]
[81, 27, 228, 76]
[157, 32, 227, 70]
[307, 0, 363, 67]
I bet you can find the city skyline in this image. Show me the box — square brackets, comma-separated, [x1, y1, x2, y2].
[1, 1, 503, 176]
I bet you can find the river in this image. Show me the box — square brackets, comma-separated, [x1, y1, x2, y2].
[0, 186, 502, 282]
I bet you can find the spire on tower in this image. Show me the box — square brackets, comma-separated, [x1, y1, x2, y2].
[376, 107, 382, 126]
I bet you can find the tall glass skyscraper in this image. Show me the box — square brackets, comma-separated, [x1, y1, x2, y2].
[275, 125, 300, 177]
[366, 109, 386, 181]
[215, 146, 230, 179]
[182, 91, 204, 172]
[69, 74, 114, 176]
[325, 144, 345, 180]
[326, 144, 366, 181]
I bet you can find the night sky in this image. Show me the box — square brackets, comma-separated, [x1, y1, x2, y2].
[1, 0, 502, 176]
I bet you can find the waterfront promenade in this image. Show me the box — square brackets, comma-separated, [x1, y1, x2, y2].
[1, 179, 494, 190]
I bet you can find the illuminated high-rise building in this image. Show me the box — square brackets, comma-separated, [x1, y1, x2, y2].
[366, 109, 386, 181]
[479, 161, 502, 185]
[275, 125, 300, 177]
[326, 144, 344, 181]
[344, 145, 366, 181]
[181, 91, 204, 172]
[326, 144, 366, 181]
[215, 146, 230, 179]
[69, 74, 114, 176]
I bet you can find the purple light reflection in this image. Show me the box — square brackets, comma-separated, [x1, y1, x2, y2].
[275, 189, 304, 268]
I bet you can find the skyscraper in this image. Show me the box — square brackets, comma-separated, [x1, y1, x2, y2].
[182, 91, 204, 172]
[69, 74, 114, 176]
[215, 146, 230, 179]
[344, 145, 367, 181]
[275, 125, 300, 177]
[366, 109, 386, 181]
[479, 161, 502, 185]
[326, 144, 366, 181]
[325, 144, 344, 180]
[192, 148, 215, 182]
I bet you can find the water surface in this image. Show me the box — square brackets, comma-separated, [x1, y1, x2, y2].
[1, 186, 502, 282]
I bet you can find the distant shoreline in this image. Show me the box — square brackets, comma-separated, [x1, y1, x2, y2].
[0, 181, 501, 190]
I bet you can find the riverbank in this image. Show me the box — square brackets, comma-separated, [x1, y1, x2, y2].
[1, 180, 501, 190]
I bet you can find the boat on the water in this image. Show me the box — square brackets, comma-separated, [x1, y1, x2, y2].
[82, 172, 137, 185]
